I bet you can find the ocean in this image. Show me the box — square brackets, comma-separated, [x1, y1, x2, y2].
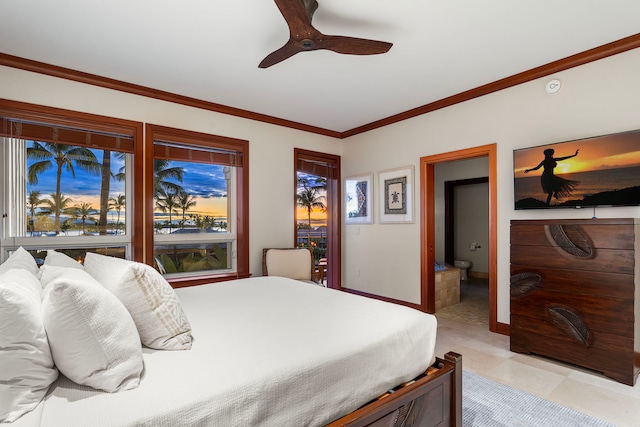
[514, 166, 640, 203]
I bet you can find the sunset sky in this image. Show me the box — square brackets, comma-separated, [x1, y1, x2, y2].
[26, 144, 330, 225]
[296, 205, 327, 225]
[296, 172, 327, 227]
[26, 145, 229, 219]
[514, 130, 640, 178]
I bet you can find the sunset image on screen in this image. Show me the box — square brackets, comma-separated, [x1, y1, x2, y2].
[513, 129, 640, 209]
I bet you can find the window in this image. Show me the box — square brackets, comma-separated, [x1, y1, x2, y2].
[294, 149, 341, 288]
[145, 125, 249, 286]
[0, 102, 141, 264]
[0, 101, 249, 286]
[296, 171, 327, 258]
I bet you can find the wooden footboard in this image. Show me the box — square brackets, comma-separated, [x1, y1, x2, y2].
[327, 352, 462, 427]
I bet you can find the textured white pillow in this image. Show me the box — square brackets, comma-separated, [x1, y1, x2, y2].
[40, 267, 143, 392]
[0, 269, 58, 423]
[39, 263, 83, 289]
[43, 249, 84, 269]
[0, 246, 38, 276]
[83, 252, 193, 350]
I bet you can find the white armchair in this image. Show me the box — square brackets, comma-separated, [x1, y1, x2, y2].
[262, 248, 322, 286]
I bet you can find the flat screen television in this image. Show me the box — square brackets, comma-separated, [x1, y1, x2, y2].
[513, 128, 640, 209]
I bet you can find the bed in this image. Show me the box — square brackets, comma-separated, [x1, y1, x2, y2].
[1, 250, 461, 427]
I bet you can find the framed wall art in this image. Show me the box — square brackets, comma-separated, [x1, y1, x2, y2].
[344, 173, 373, 224]
[378, 166, 414, 223]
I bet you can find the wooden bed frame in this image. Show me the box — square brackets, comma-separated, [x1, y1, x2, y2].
[327, 352, 462, 427]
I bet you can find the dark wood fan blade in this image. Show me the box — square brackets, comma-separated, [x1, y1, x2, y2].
[320, 35, 393, 55]
[301, 0, 318, 21]
[260, 0, 392, 68]
[259, 40, 301, 68]
[274, 0, 315, 37]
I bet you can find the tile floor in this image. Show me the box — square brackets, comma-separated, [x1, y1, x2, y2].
[434, 278, 640, 427]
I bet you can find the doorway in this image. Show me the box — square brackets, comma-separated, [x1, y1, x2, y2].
[419, 143, 502, 334]
[294, 148, 341, 289]
[444, 177, 489, 266]
[441, 177, 490, 325]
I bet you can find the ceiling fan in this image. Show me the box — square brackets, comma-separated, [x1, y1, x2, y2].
[259, 0, 393, 68]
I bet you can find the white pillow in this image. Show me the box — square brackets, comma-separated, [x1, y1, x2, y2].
[43, 249, 84, 269]
[39, 263, 83, 288]
[83, 252, 193, 350]
[40, 267, 143, 392]
[0, 269, 58, 423]
[0, 246, 38, 276]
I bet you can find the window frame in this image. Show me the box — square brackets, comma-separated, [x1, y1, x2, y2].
[0, 99, 144, 260]
[294, 148, 341, 289]
[144, 124, 249, 287]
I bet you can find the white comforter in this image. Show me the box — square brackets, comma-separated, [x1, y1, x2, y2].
[11, 277, 437, 427]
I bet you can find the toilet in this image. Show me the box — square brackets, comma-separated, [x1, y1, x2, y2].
[454, 260, 471, 280]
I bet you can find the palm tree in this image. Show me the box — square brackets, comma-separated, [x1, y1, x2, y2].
[70, 202, 98, 234]
[193, 214, 205, 229]
[60, 219, 72, 235]
[155, 188, 179, 232]
[154, 159, 185, 199]
[39, 193, 73, 234]
[313, 176, 327, 190]
[176, 191, 197, 228]
[154, 159, 185, 246]
[297, 179, 326, 248]
[26, 190, 43, 233]
[108, 194, 125, 232]
[27, 142, 101, 232]
[98, 150, 111, 235]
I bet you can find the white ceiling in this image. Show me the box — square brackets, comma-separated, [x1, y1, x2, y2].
[1, 1, 640, 133]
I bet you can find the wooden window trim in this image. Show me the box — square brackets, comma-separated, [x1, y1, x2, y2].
[0, 98, 144, 259]
[145, 124, 249, 285]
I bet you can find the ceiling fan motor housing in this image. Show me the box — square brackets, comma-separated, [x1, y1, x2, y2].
[300, 39, 316, 49]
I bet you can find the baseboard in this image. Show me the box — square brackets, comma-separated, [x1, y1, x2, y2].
[495, 322, 510, 336]
[469, 271, 489, 279]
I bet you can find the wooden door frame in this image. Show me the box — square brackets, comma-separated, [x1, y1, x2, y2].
[420, 143, 505, 334]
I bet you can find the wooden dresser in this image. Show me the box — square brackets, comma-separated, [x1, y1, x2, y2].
[510, 218, 639, 385]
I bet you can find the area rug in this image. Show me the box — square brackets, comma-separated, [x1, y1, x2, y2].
[464, 371, 616, 427]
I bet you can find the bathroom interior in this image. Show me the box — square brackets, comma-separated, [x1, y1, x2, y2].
[434, 157, 490, 326]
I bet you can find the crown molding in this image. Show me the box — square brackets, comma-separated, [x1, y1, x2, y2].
[2, 32, 640, 140]
[342, 32, 640, 138]
[0, 52, 341, 139]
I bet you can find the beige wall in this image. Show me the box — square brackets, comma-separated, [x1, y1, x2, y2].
[434, 157, 489, 269]
[342, 47, 640, 323]
[453, 182, 489, 274]
[0, 66, 342, 276]
[3, 47, 640, 325]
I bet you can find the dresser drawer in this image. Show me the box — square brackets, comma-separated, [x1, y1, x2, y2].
[510, 319, 635, 385]
[510, 264, 635, 299]
[510, 289, 633, 337]
[511, 245, 634, 274]
[511, 222, 634, 250]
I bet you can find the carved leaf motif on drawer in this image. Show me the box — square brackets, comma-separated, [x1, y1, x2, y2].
[548, 305, 591, 347]
[396, 394, 426, 427]
[546, 224, 593, 258]
[510, 272, 542, 297]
